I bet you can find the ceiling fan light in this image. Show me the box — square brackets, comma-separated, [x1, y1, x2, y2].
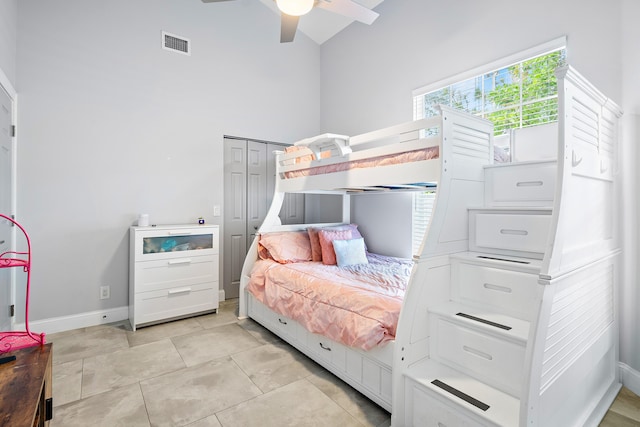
[276, 0, 314, 16]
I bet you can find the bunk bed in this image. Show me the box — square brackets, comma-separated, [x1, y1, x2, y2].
[238, 65, 622, 426]
[239, 105, 495, 412]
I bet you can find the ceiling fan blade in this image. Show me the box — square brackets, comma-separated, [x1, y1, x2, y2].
[280, 14, 299, 43]
[316, 0, 379, 25]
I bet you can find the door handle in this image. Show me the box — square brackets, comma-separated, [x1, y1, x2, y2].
[0, 240, 4, 245]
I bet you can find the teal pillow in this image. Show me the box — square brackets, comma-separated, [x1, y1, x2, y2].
[332, 238, 368, 267]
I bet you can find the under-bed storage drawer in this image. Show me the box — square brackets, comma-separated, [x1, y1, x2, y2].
[452, 262, 541, 321]
[134, 282, 217, 326]
[484, 161, 556, 207]
[469, 209, 552, 259]
[308, 333, 347, 371]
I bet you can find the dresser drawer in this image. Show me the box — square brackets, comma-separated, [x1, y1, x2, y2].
[132, 225, 219, 262]
[454, 263, 540, 321]
[485, 161, 556, 207]
[470, 210, 551, 258]
[432, 318, 525, 397]
[134, 282, 217, 326]
[134, 255, 218, 293]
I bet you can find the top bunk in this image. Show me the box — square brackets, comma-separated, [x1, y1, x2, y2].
[276, 105, 495, 194]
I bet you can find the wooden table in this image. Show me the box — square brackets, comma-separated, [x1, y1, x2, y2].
[0, 343, 53, 427]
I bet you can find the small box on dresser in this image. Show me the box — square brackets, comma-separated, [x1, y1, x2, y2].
[129, 224, 219, 331]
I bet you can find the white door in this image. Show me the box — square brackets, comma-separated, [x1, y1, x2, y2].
[0, 88, 14, 331]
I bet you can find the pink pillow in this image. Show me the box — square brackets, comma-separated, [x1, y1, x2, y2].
[307, 227, 323, 262]
[318, 229, 352, 265]
[259, 231, 311, 264]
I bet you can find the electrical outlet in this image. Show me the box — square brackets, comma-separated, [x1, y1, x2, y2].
[100, 286, 110, 300]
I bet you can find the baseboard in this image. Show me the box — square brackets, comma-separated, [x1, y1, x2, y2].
[619, 362, 640, 396]
[219, 288, 225, 302]
[16, 306, 130, 335]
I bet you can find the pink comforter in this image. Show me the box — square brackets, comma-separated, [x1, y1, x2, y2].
[247, 253, 413, 350]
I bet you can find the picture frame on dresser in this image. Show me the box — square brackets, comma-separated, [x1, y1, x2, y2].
[129, 224, 219, 331]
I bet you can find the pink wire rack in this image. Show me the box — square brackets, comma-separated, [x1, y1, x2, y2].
[0, 213, 45, 352]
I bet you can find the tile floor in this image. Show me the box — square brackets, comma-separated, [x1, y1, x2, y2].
[48, 299, 640, 427]
[48, 299, 391, 427]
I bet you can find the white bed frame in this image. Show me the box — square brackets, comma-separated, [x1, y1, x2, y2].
[238, 66, 622, 426]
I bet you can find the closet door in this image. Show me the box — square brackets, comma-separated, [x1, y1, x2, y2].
[246, 141, 267, 248]
[223, 138, 247, 300]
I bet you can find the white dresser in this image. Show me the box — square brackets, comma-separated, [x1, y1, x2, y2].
[129, 224, 219, 331]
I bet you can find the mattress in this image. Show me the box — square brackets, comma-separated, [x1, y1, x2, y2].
[246, 252, 413, 350]
[282, 146, 440, 179]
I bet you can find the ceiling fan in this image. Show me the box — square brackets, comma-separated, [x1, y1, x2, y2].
[201, 0, 379, 43]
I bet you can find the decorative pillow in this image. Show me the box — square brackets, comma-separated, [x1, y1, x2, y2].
[333, 238, 369, 267]
[259, 231, 311, 264]
[307, 227, 323, 262]
[318, 229, 352, 265]
[323, 224, 366, 249]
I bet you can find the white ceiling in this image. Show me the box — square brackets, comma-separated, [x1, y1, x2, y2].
[257, 0, 384, 44]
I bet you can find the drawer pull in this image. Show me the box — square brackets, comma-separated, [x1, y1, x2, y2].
[600, 160, 608, 174]
[278, 318, 288, 325]
[168, 258, 192, 265]
[483, 283, 513, 293]
[168, 287, 192, 295]
[500, 229, 528, 236]
[572, 150, 582, 167]
[516, 180, 543, 187]
[319, 342, 332, 351]
[463, 345, 493, 361]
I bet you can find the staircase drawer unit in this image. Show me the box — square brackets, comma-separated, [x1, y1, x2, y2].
[431, 317, 526, 397]
[405, 382, 483, 427]
[484, 161, 556, 207]
[469, 209, 552, 259]
[452, 261, 541, 321]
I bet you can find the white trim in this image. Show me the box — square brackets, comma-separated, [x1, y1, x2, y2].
[619, 362, 640, 397]
[218, 288, 225, 302]
[412, 36, 568, 97]
[16, 306, 130, 335]
[0, 66, 16, 100]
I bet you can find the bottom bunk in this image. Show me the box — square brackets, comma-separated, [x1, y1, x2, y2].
[247, 293, 394, 412]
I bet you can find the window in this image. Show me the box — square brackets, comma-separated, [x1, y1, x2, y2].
[412, 190, 436, 255]
[413, 40, 566, 136]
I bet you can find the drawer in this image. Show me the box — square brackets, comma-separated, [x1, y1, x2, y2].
[485, 161, 556, 206]
[406, 382, 481, 427]
[432, 319, 525, 397]
[454, 263, 540, 321]
[134, 255, 218, 293]
[132, 225, 219, 262]
[134, 282, 217, 326]
[470, 210, 551, 257]
[307, 333, 347, 372]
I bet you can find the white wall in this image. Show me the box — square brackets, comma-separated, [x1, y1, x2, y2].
[15, 0, 320, 322]
[0, 0, 17, 87]
[320, 0, 622, 135]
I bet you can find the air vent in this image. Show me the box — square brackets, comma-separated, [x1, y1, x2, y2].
[162, 31, 190, 56]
